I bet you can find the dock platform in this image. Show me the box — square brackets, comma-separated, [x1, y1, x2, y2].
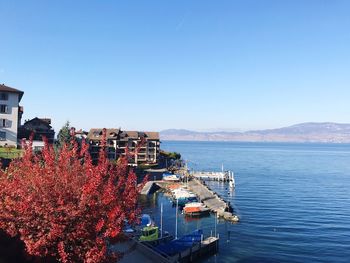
[192, 170, 234, 182]
[140, 181, 171, 195]
[115, 235, 219, 263]
[187, 179, 239, 222]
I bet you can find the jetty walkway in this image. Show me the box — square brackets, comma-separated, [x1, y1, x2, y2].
[187, 179, 239, 222]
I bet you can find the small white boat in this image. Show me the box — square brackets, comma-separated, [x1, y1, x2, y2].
[163, 175, 180, 182]
[171, 188, 191, 196]
[174, 191, 196, 199]
[171, 189, 184, 196]
[163, 173, 180, 182]
[184, 202, 206, 208]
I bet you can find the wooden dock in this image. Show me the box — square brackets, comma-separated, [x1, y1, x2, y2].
[187, 179, 239, 222]
[123, 235, 219, 263]
[170, 236, 219, 263]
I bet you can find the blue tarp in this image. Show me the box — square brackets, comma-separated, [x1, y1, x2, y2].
[177, 196, 198, 206]
[141, 214, 152, 227]
[155, 230, 203, 256]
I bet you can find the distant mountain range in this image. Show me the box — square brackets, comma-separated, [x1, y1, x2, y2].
[160, 123, 350, 143]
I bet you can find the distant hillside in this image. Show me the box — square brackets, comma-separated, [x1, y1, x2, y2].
[160, 123, 350, 143]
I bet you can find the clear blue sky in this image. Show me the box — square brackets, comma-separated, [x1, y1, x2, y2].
[1, 0, 350, 132]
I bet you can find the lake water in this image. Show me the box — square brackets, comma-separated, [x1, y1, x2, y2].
[140, 141, 350, 263]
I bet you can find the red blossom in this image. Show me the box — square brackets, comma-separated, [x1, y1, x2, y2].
[0, 131, 147, 262]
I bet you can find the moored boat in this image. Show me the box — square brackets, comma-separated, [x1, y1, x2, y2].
[177, 196, 198, 206]
[139, 213, 172, 242]
[139, 225, 159, 241]
[163, 173, 180, 182]
[183, 202, 210, 217]
[173, 190, 198, 206]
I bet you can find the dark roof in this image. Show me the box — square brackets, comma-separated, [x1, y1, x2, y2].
[125, 131, 138, 138]
[145, 132, 160, 140]
[0, 84, 24, 102]
[39, 118, 51, 125]
[87, 128, 120, 140]
[88, 129, 159, 141]
[122, 131, 159, 140]
[23, 117, 52, 129]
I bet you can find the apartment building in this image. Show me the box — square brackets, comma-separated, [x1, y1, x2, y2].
[87, 128, 121, 161]
[0, 84, 24, 147]
[87, 128, 160, 166]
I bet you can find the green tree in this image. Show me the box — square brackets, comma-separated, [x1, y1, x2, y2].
[57, 121, 72, 147]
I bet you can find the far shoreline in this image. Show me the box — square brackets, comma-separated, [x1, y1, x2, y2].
[160, 140, 350, 145]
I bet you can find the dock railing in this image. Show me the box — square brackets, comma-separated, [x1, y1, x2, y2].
[192, 170, 233, 182]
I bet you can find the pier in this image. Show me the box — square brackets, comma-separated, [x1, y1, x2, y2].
[192, 170, 234, 182]
[140, 179, 239, 222]
[140, 181, 162, 195]
[187, 179, 239, 222]
[140, 172, 239, 222]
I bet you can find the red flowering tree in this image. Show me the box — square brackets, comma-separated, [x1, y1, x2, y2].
[0, 129, 146, 262]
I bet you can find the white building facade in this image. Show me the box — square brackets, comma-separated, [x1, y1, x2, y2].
[0, 84, 24, 147]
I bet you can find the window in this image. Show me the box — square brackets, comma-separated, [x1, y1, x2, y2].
[93, 131, 100, 137]
[0, 131, 6, 141]
[142, 229, 157, 236]
[0, 105, 8, 113]
[0, 119, 10, 128]
[0, 93, 8, 101]
[149, 229, 157, 235]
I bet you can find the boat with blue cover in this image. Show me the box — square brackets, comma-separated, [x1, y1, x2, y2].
[153, 229, 204, 256]
[172, 188, 198, 206]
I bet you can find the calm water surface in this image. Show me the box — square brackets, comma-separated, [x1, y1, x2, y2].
[140, 141, 350, 263]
